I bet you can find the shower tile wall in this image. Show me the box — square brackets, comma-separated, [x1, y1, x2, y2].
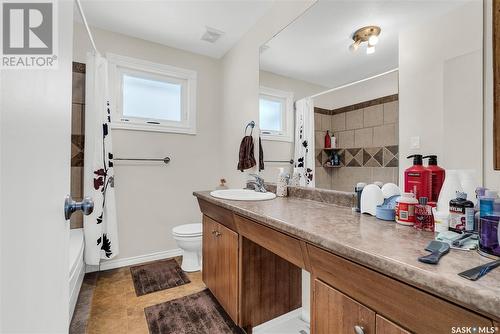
[71, 62, 86, 229]
[314, 95, 399, 192]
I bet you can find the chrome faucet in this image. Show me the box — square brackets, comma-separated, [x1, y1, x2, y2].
[246, 174, 267, 193]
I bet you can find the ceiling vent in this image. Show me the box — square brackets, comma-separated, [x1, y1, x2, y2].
[201, 27, 225, 44]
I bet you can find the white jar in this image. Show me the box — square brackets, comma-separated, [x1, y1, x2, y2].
[433, 208, 450, 233]
[276, 167, 288, 197]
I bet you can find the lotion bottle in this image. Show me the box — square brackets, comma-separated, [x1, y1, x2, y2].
[276, 167, 288, 197]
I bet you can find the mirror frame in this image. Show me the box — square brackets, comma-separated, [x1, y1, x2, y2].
[494, 0, 500, 168]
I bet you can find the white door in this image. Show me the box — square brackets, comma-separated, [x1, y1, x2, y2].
[0, 1, 74, 333]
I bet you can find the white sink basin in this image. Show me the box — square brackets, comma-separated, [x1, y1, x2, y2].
[210, 189, 276, 201]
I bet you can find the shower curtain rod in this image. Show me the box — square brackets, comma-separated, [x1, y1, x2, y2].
[309, 68, 399, 99]
[75, 0, 99, 55]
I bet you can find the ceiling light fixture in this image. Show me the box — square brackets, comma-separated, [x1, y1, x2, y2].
[350, 25, 381, 55]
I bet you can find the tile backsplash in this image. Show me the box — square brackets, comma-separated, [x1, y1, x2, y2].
[314, 95, 399, 192]
[70, 62, 86, 229]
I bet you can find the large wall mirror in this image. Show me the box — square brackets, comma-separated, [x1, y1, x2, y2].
[259, 0, 483, 192]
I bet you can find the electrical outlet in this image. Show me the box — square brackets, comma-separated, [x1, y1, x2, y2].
[410, 136, 420, 149]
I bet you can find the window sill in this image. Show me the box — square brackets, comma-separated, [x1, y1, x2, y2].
[110, 122, 196, 135]
[261, 134, 293, 143]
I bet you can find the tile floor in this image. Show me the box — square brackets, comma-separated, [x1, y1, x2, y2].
[71, 257, 205, 334]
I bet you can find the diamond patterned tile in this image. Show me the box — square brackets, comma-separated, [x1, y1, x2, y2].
[373, 149, 383, 166]
[347, 158, 361, 167]
[364, 157, 381, 167]
[386, 145, 399, 155]
[386, 157, 399, 167]
[347, 148, 361, 156]
[363, 149, 371, 165]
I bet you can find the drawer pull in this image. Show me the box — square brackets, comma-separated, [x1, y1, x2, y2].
[215, 231, 222, 237]
[354, 325, 364, 334]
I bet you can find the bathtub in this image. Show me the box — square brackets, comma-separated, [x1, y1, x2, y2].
[69, 228, 85, 320]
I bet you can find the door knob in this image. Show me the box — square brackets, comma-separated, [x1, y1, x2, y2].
[354, 325, 365, 334]
[64, 195, 94, 220]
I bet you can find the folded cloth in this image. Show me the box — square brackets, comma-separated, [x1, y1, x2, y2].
[259, 137, 264, 171]
[238, 136, 256, 172]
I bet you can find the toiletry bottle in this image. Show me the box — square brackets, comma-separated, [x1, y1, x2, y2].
[414, 197, 434, 232]
[395, 192, 419, 226]
[423, 155, 445, 204]
[433, 208, 450, 234]
[331, 132, 337, 149]
[332, 151, 340, 166]
[276, 167, 288, 197]
[324, 130, 331, 149]
[474, 187, 487, 232]
[404, 155, 431, 200]
[354, 182, 366, 212]
[449, 192, 475, 232]
[479, 190, 497, 218]
[290, 168, 301, 187]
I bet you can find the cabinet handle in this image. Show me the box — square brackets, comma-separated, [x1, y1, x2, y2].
[353, 326, 364, 334]
[212, 230, 217, 235]
[215, 231, 222, 237]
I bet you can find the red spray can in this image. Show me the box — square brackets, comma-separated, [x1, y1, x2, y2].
[404, 155, 431, 200]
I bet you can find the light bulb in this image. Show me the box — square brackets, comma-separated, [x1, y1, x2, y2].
[368, 35, 379, 46]
[366, 45, 375, 55]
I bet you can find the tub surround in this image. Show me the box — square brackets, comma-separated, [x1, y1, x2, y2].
[194, 190, 500, 328]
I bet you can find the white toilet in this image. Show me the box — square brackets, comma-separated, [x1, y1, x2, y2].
[172, 223, 202, 272]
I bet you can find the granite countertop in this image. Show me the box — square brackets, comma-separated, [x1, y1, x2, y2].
[194, 191, 500, 320]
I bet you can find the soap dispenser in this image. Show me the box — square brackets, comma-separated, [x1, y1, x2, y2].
[404, 155, 431, 200]
[276, 167, 288, 197]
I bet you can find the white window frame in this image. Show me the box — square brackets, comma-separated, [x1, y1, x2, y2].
[107, 53, 197, 134]
[259, 86, 294, 142]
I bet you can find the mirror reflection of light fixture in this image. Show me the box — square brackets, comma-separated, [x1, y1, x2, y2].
[350, 26, 381, 55]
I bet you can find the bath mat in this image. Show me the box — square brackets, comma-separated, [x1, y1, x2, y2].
[130, 259, 190, 296]
[144, 289, 244, 334]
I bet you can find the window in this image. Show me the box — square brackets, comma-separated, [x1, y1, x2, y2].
[259, 86, 294, 142]
[108, 53, 197, 134]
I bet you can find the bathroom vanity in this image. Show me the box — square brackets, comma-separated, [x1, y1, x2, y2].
[194, 190, 500, 334]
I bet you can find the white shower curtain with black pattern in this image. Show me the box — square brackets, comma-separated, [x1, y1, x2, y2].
[84, 53, 119, 266]
[294, 97, 315, 187]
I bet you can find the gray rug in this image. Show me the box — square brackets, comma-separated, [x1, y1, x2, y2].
[144, 289, 244, 334]
[130, 259, 191, 296]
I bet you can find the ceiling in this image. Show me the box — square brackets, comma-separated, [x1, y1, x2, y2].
[260, 0, 471, 88]
[76, 0, 274, 59]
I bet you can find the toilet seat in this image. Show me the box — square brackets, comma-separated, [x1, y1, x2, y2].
[172, 223, 202, 237]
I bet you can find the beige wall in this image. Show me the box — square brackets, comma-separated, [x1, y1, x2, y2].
[259, 70, 327, 182]
[220, 1, 316, 188]
[74, 23, 223, 260]
[399, 1, 483, 185]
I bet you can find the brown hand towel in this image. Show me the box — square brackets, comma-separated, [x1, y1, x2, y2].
[259, 137, 264, 172]
[237, 136, 256, 172]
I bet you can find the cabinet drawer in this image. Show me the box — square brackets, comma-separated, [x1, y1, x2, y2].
[234, 214, 305, 268]
[376, 315, 410, 334]
[313, 279, 375, 334]
[198, 199, 237, 231]
[307, 244, 493, 334]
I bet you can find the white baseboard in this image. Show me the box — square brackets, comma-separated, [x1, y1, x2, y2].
[86, 248, 183, 272]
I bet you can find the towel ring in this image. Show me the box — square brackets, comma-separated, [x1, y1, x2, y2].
[245, 121, 255, 136]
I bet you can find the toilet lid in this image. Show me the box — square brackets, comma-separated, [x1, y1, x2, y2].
[172, 223, 202, 236]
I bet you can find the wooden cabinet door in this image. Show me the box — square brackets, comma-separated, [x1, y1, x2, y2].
[313, 279, 375, 334]
[215, 222, 239, 323]
[202, 215, 218, 295]
[376, 315, 410, 334]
